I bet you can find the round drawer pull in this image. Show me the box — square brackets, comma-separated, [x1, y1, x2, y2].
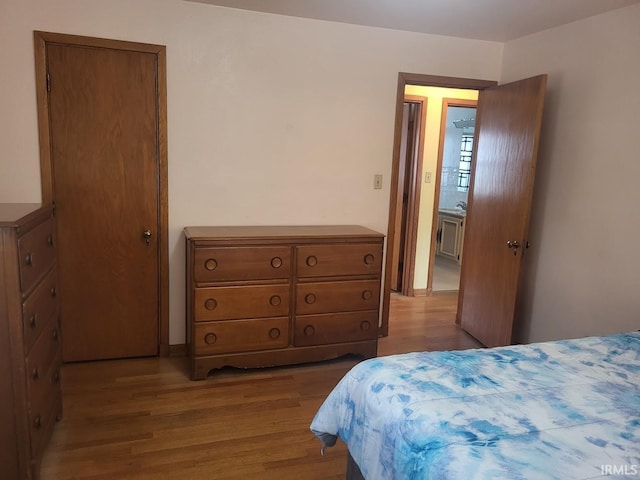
[50, 287, 57, 297]
[360, 320, 371, 331]
[204, 298, 218, 310]
[25, 253, 33, 266]
[47, 235, 54, 246]
[271, 257, 282, 268]
[269, 295, 282, 306]
[204, 333, 217, 345]
[304, 325, 315, 336]
[33, 415, 42, 429]
[29, 314, 37, 328]
[364, 254, 375, 265]
[204, 258, 218, 271]
[362, 290, 372, 300]
[306, 256, 318, 267]
[32, 367, 40, 380]
[305, 293, 316, 304]
[269, 328, 281, 340]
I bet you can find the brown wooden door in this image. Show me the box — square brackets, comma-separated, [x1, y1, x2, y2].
[47, 43, 160, 361]
[458, 75, 547, 347]
[390, 103, 410, 292]
[391, 100, 423, 294]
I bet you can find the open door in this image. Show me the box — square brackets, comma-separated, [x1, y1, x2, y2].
[390, 98, 426, 295]
[458, 75, 547, 347]
[390, 103, 411, 292]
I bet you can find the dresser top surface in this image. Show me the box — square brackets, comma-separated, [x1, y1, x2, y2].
[184, 225, 384, 241]
[0, 203, 50, 227]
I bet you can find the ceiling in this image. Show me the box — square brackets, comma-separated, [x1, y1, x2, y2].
[185, 0, 640, 42]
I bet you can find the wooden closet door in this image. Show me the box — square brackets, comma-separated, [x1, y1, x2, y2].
[47, 43, 159, 361]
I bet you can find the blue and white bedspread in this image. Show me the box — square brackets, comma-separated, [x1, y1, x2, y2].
[310, 332, 640, 479]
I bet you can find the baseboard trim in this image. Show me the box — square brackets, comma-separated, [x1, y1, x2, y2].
[169, 344, 187, 357]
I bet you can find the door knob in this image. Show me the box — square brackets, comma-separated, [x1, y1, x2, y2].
[506, 240, 521, 255]
[143, 229, 152, 246]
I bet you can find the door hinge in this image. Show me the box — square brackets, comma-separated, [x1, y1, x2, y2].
[46, 73, 51, 92]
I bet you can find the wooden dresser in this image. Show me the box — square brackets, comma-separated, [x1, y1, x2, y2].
[0, 204, 62, 480]
[185, 225, 384, 380]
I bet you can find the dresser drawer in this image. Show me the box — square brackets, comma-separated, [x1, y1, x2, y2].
[294, 311, 378, 347]
[296, 243, 382, 278]
[26, 316, 61, 405]
[193, 246, 291, 282]
[22, 268, 59, 352]
[18, 217, 56, 294]
[194, 284, 290, 321]
[28, 354, 62, 414]
[28, 378, 61, 458]
[296, 280, 380, 315]
[194, 317, 289, 355]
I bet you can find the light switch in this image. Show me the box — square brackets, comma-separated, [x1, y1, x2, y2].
[425, 171, 432, 183]
[373, 174, 383, 190]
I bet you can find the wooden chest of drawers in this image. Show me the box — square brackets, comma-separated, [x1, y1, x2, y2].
[185, 225, 384, 380]
[0, 204, 62, 480]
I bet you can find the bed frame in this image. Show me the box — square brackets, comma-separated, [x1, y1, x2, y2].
[346, 452, 365, 480]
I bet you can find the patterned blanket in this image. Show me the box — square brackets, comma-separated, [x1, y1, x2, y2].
[311, 333, 640, 479]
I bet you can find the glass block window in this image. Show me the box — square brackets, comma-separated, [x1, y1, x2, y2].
[458, 134, 473, 190]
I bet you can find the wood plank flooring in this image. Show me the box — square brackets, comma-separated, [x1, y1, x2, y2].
[40, 293, 481, 479]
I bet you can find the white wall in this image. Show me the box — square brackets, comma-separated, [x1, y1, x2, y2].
[501, 4, 640, 343]
[0, 0, 502, 344]
[439, 106, 475, 210]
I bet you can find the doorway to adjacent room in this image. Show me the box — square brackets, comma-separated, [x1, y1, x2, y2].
[382, 72, 547, 349]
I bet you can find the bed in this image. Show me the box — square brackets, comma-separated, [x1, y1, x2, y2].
[310, 332, 640, 479]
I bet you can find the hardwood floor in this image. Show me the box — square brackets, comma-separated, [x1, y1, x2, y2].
[40, 293, 481, 479]
[380, 292, 481, 356]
